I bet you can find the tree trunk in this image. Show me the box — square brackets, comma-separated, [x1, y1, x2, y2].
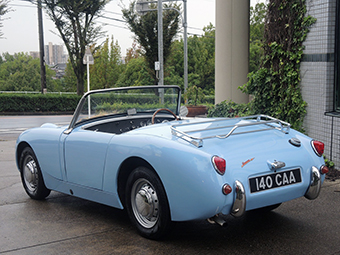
[76, 59, 85, 96]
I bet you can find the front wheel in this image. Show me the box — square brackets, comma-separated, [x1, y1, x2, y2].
[20, 147, 51, 200]
[125, 167, 172, 239]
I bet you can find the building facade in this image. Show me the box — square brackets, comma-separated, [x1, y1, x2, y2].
[301, 0, 340, 166]
[215, 0, 340, 166]
[44, 42, 67, 66]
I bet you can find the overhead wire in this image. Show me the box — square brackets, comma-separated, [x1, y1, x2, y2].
[9, 1, 208, 35]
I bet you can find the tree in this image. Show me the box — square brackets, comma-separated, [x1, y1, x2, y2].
[125, 40, 142, 64]
[63, 59, 78, 92]
[249, 2, 267, 73]
[90, 36, 123, 89]
[189, 24, 215, 93]
[116, 56, 153, 87]
[43, 0, 110, 95]
[0, 52, 58, 91]
[166, 23, 215, 94]
[122, 1, 180, 85]
[0, 0, 10, 38]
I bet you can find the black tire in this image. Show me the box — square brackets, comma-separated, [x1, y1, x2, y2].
[19, 147, 51, 200]
[125, 166, 172, 239]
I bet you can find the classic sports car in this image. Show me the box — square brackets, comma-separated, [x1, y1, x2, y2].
[16, 85, 328, 239]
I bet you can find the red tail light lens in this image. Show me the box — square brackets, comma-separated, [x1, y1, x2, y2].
[222, 184, 232, 195]
[311, 140, 324, 157]
[212, 156, 226, 175]
[320, 165, 329, 174]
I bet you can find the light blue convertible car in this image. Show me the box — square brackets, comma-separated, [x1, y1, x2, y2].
[16, 85, 328, 239]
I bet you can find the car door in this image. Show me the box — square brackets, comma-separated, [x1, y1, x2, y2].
[64, 128, 114, 190]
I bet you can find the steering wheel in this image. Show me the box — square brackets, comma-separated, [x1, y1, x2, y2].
[151, 108, 179, 124]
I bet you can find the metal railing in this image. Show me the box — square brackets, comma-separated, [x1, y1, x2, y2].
[171, 115, 291, 147]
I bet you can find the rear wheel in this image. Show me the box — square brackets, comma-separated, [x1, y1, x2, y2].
[125, 167, 172, 239]
[20, 147, 51, 200]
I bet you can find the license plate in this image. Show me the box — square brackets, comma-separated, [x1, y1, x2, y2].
[249, 169, 302, 193]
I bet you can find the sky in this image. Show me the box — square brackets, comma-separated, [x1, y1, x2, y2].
[0, 0, 264, 57]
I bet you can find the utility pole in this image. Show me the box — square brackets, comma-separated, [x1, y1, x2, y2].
[136, 0, 186, 90]
[37, 0, 47, 94]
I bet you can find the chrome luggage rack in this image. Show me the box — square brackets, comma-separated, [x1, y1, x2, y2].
[171, 115, 291, 147]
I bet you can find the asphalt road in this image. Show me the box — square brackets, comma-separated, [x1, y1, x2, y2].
[0, 115, 72, 141]
[0, 117, 340, 255]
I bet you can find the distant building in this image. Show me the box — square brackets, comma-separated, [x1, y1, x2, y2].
[29, 51, 40, 59]
[30, 43, 68, 79]
[44, 42, 67, 66]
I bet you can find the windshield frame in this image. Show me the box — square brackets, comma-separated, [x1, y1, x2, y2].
[65, 85, 181, 133]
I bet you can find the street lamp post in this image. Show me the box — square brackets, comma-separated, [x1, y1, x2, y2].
[83, 47, 94, 118]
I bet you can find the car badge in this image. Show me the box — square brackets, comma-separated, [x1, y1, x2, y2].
[241, 158, 255, 168]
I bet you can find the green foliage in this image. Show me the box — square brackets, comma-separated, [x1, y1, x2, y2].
[122, 1, 181, 85]
[62, 59, 78, 92]
[0, 52, 60, 92]
[188, 24, 215, 92]
[166, 23, 215, 94]
[43, 0, 109, 95]
[95, 102, 175, 113]
[324, 156, 335, 169]
[0, 93, 80, 113]
[240, 0, 316, 131]
[116, 57, 153, 87]
[207, 100, 249, 118]
[0, 0, 10, 38]
[249, 3, 267, 73]
[90, 36, 123, 89]
[183, 85, 205, 106]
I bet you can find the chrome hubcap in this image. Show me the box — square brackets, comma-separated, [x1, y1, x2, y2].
[23, 156, 38, 193]
[131, 178, 159, 228]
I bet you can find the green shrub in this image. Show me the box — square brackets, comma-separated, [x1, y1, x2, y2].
[324, 156, 335, 169]
[0, 92, 214, 114]
[0, 93, 81, 113]
[208, 100, 249, 118]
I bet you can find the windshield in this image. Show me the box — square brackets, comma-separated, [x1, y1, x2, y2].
[70, 86, 181, 128]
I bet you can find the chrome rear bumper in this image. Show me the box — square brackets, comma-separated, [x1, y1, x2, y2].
[304, 166, 321, 200]
[231, 180, 246, 217]
[229, 166, 321, 218]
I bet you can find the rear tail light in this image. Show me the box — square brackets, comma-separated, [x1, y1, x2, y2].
[212, 156, 226, 175]
[311, 140, 324, 157]
[320, 165, 329, 175]
[222, 184, 232, 195]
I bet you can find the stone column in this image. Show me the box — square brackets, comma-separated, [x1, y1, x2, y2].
[215, 0, 250, 104]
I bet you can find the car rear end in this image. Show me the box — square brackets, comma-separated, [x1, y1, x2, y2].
[172, 116, 328, 217]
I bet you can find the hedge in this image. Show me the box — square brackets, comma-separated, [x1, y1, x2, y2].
[0, 93, 81, 113]
[0, 93, 215, 114]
